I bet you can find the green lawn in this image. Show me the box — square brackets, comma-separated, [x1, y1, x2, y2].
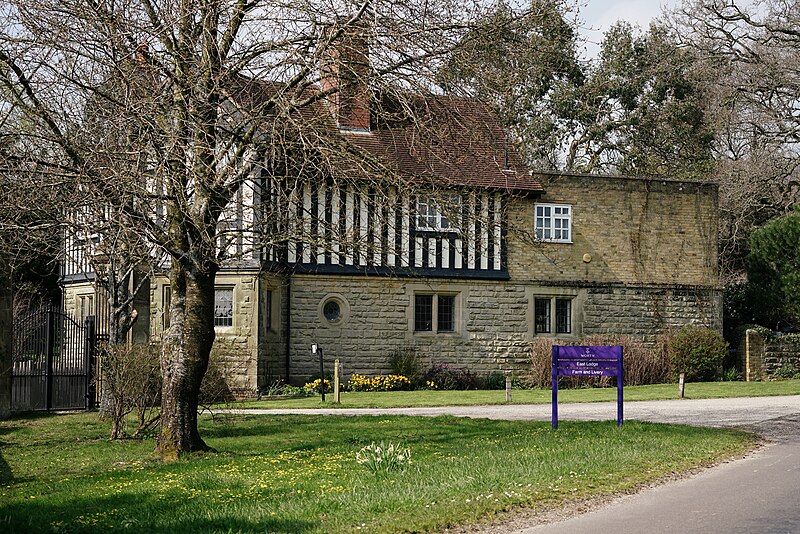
[233, 379, 800, 409]
[1, 412, 754, 533]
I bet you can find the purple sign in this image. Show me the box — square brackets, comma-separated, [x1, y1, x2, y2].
[556, 346, 623, 360]
[552, 345, 623, 429]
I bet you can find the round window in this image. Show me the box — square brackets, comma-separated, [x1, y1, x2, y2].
[318, 294, 350, 327]
[323, 299, 341, 322]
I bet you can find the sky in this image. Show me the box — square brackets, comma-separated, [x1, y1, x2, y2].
[577, 0, 680, 58]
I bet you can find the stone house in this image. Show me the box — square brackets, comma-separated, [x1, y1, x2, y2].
[61, 35, 721, 395]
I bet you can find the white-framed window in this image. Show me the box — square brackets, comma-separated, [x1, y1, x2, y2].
[416, 195, 460, 231]
[535, 203, 572, 243]
[534, 296, 573, 334]
[78, 294, 94, 324]
[414, 293, 458, 333]
[214, 287, 234, 328]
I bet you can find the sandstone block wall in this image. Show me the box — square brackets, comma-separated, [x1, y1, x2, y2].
[257, 274, 287, 389]
[281, 275, 721, 384]
[508, 174, 719, 287]
[582, 286, 722, 343]
[285, 275, 531, 383]
[149, 272, 261, 397]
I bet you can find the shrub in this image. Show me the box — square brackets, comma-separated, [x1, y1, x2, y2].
[747, 208, 800, 329]
[722, 367, 742, 382]
[421, 362, 481, 390]
[199, 349, 237, 407]
[388, 347, 424, 386]
[667, 325, 728, 382]
[525, 335, 671, 388]
[772, 362, 800, 380]
[97, 342, 161, 440]
[482, 371, 507, 390]
[261, 380, 312, 397]
[524, 337, 553, 388]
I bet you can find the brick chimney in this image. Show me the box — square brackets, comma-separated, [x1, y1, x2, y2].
[320, 21, 371, 132]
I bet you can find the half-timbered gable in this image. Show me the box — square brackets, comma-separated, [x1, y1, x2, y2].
[251, 89, 543, 280]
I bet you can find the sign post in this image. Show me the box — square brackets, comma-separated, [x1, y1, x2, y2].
[552, 345, 624, 429]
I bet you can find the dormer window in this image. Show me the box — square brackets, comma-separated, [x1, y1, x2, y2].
[535, 203, 572, 243]
[416, 195, 460, 232]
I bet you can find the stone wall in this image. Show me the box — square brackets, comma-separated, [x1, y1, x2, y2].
[257, 274, 287, 390]
[286, 275, 531, 383]
[582, 285, 722, 343]
[282, 274, 721, 383]
[741, 329, 800, 380]
[508, 174, 719, 287]
[150, 272, 261, 397]
[763, 336, 800, 377]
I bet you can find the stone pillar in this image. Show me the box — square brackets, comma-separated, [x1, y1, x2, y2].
[745, 329, 764, 382]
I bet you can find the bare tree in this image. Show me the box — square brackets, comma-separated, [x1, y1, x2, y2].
[0, 162, 65, 418]
[671, 0, 800, 273]
[0, 0, 511, 457]
[0, 253, 9, 419]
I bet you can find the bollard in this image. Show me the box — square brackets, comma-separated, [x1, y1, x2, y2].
[505, 373, 512, 403]
[678, 372, 685, 399]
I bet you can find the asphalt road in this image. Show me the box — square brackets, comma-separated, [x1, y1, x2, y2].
[227, 395, 800, 533]
[520, 413, 800, 534]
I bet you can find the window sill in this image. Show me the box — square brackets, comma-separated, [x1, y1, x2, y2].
[413, 330, 460, 337]
[537, 239, 573, 244]
[533, 333, 578, 339]
[413, 229, 460, 238]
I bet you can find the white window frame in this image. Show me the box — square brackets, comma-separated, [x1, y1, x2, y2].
[78, 293, 95, 324]
[535, 203, 572, 243]
[416, 195, 461, 232]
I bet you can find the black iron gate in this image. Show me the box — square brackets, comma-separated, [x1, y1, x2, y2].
[11, 307, 96, 411]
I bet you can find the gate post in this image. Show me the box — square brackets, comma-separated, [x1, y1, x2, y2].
[45, 306, 55, 411]
[84, 317, 96, 410]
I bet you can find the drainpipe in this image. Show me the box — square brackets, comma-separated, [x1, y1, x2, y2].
[284, 275, 291, 383]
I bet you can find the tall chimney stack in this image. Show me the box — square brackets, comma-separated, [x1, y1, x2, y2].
[320, 20, 371, 132]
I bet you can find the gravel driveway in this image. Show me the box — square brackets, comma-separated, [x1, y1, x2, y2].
[222, 394, 800, 430]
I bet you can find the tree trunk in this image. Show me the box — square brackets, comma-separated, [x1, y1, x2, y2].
[0, 255, 12, 420]
[155, 265, 215, 459]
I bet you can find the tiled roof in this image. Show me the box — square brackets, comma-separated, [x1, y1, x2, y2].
[233, 77, 542, 193]
[346, 94, 542, 192]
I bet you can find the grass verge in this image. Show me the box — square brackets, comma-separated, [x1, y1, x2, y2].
[232, 379, 800, 409]
[0, 412, 753, 533]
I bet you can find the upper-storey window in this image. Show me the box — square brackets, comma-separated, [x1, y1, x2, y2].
[535, 203, 572, 243]
[417, 195, 460, 231]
